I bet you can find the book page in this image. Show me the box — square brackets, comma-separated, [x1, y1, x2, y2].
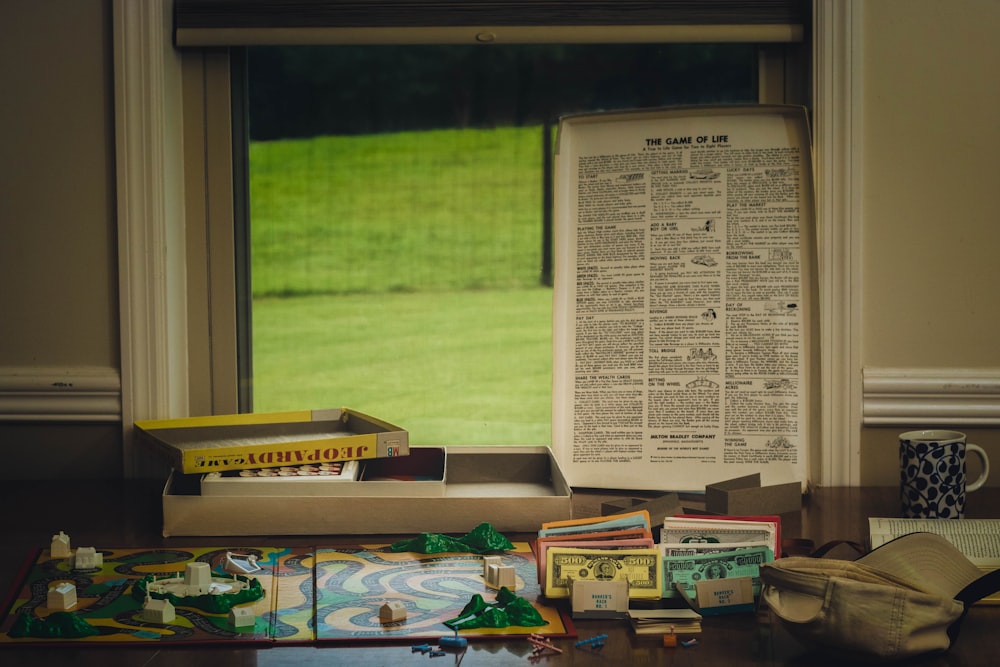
[869, 517, 1000, 568]
[552, 106, 816, 491]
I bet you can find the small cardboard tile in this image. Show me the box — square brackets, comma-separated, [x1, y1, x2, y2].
[571, 579, 628, 619]
[692, 576, 755, 616]
[601, 493, 682, 527]
[705, 474, 801, 516]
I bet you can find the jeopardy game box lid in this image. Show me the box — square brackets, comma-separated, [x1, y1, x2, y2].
[135, 407, 409, 474]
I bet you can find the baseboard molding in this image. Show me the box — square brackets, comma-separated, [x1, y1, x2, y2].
[863, 367, 1000, 426]
[0, 367, 122, 422]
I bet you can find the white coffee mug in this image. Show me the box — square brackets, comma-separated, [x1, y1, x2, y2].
[899, 430, 990, 518]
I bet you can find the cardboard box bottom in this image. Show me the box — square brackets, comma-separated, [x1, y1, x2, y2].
[163, 446, 572, 536]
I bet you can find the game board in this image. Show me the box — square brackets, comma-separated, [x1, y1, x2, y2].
[0, 543, 571, 647]
[312, 542, 568, 642]
[0, 545, 312, 646]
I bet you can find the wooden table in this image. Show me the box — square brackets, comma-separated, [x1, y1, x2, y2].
[1, 481, 997, 666]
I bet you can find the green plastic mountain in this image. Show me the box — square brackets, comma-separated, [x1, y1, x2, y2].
[389, 522, 515, 554]
[8, 611, 100, 639]
[444, 587, 547, 630]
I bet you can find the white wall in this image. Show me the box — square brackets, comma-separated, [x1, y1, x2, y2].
[858, 0, 1000, 486]
[0, 0, 117, 367]
[0, 0, 123, 478]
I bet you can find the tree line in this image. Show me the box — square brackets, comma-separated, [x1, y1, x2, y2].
[247, 43, 756, 140]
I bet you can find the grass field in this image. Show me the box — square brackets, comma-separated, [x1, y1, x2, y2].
[250, 126, 554, 445]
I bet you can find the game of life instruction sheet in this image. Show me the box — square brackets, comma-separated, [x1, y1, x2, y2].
[552, 106, 816, 491]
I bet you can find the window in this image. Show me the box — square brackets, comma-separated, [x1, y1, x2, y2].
[164, 0, 802, 452]
[122, 1, 868, 482]
[237, 43, 779, 446]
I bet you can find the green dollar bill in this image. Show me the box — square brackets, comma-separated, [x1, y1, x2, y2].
[661, 545, 773, 598]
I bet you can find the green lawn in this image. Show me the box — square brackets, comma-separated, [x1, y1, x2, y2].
[249, 126, 554, 445]
[250, 126, 547, 297]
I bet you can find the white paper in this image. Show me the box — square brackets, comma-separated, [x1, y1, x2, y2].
[553, 106, 815, 491]
[869, 517, 1000, 568]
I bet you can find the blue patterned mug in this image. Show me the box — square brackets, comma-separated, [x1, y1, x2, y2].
[899, 430, 990, 518]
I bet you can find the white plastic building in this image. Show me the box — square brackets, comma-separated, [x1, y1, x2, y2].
[185, 562, 212, 594]
[379, 601, 407, 623]
[47, 582, 77, 610]
[142, 594, 176, 623]
[50, 531, 71, 558]
[229, 606, 256, 628]
[223, 552, 262, 574]
[485, 563, 517, 590]
[70, 546, 103, 570]
[482, 555, 502, 577]
[145, 560, 248, 598]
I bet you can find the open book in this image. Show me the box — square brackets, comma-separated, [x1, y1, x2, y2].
[869, 517, 1000, 605]
[869, 517, 1000, 568]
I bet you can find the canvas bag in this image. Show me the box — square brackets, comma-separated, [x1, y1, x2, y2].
[759, 532, 1000, 661]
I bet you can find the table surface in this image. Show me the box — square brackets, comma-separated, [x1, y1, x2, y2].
[1, 480, 997, 666]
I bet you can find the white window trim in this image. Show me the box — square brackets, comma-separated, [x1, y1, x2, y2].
[115, 0, 862, 484]
[812, 1, 863, 486]
[114, 0, 190, 476]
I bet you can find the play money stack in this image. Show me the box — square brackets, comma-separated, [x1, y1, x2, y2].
[544, 547, 662, 600]
[660, 517, 778, 599]
[663, 546, 772, 599]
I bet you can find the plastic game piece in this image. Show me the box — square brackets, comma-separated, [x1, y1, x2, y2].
[439, 634, 468, 648]
[484, 563, 517, 590]
[682, 638, 699, 648]
[50, 531, 71, 558]
[575, 633, 608, 649]
[229, 605, 255, 628]
[528, 633, 562, 654]
[8, 611, 99, 639]
[663, 633, 678, 647]
[444, 587, 547, 631]
[70, 546, 103, 570]
[131, 569, 265, 614]
[392, 533, 469, 554]
[459, 522, 515, 552]
[223, 552, 262, 575]
[46, 582, 77, 610]
[390, 522, 514, 554]
[482, 555, 502, 575]
[142, 594, 176, 623]
[412, 643, 432, 653]
[379, 600, 407, 623]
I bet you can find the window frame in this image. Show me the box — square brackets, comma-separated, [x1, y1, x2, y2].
[116, 0, 861, 485]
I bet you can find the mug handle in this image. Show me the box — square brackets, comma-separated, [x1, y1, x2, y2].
[966, 444, 990, 492]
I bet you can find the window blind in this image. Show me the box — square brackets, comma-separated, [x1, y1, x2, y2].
[174, 0, 808, 46]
